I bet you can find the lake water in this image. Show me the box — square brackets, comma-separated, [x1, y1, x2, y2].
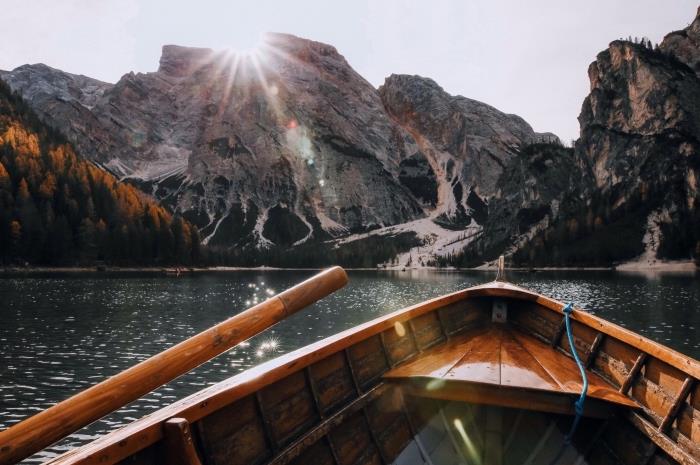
[1, 269, 699, 461]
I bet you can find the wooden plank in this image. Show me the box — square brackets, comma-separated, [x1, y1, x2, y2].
[628, 411, 700, 465]
[621, 353, 648, 394]
[305, 367, 326, 420]
[194, 395, 270, 465]
[390, 378, 616, 418]
[511, 330, 639, 408]
[268, 385, 388, 465]
[585, 333, 605, 369]
[409, 312, 445, 351]
[500, 329, 560, 391]
[446, 328, 501, 384]
[382, 331, 480, 380]
[256, 391, 280, 452]
[659, 377, 696, 433]
[343, 349, 362, 395]
[348, 336, 389, 389]
[329, 412, 380, 465]
[468, 281, 700, 380]
[386, 325, 637, 409]
[382, 323, 418, 366]
[308, 353, 356, 416]
[163, 418, 203, 465]
[287, 439, 336, 465]
[550, 320, 566, 347]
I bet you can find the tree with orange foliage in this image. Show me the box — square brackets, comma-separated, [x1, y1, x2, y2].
[0, 79, 203, 266]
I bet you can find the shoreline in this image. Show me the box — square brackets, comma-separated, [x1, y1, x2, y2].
[1, 261, 697, 275]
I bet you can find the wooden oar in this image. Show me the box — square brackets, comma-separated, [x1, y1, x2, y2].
[0, 266, 348, 465]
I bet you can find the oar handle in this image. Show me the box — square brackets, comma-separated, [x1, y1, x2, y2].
[0, 266, 348, 465]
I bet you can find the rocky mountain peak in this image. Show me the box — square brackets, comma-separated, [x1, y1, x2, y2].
[265, 33, 343, 63]
[0, 36, 554, 256]
[379, 73, 551, 204]
[158, 44, 216, 77]
[660, 6, 700, 75]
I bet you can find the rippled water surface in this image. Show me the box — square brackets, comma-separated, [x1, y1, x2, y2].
[1, 269, 698, 461]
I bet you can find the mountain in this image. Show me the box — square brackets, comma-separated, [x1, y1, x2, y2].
[0, 80, 200, 266]
[458, 9, 700, 267]
[5, 16, 696, 268]
[0, 34, 550, 263]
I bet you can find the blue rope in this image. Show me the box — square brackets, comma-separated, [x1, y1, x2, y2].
[562, 302, 588, 443]
[546, 303, 589, 465]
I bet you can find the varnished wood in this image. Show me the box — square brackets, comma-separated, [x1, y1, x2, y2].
[511, 331, 638, 407]
[0, 267, 348, 465]
[384, 325, 638, 410]
[390, 378, 617, 418]
[628, 411, 700, 465]
[163, 418, 203, 465]
[621, 352, 648, 394]
[550, 320, 566, 347]
[585, 332, 605, 369]
[660, 377, 696, 433]
[469, 281, 700, 380]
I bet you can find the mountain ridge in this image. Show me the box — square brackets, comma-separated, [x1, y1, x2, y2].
[0, 35, 549, 264]
[2, 20, 698, 268]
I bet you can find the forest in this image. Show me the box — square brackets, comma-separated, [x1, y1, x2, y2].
[0, 81, 201, 266]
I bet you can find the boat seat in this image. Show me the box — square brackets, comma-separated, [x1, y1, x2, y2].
[383, 324, 639, 417]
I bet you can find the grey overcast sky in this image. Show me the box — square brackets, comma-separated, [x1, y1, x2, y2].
[1, 0, 697, 142]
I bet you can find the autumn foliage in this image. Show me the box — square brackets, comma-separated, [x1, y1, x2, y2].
[0, 81, 200, 265]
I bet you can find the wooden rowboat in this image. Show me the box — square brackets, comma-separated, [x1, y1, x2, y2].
[1, 262, 699, 465]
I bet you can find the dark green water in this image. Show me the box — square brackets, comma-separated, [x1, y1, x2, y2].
[0, 269, 698, 461]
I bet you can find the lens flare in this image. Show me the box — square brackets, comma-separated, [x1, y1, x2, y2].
[453, 418, 481, 465]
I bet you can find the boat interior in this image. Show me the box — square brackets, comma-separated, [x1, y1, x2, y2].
[8, 278, 700, 465]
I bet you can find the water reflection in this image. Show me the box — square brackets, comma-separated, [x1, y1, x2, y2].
[0, 269, 698, 461]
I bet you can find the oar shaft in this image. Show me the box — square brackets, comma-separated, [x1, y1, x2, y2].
[0, 266, 348, 465]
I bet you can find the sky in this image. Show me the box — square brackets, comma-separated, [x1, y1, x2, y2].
[1, 0, 697, 142]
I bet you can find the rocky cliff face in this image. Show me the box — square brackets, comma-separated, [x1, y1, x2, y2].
[1, 35, 546, 253]
[489, 11, 700, 267]
[448, 9, 700, 268]
[379, 75, 554, 227]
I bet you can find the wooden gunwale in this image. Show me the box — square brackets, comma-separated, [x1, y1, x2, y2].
[43, 280, 700, 465]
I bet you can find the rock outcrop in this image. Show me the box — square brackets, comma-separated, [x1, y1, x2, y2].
[491, 11, 700, 266]
[379, 74, 555, 227]
[1, 35, 546, 253]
